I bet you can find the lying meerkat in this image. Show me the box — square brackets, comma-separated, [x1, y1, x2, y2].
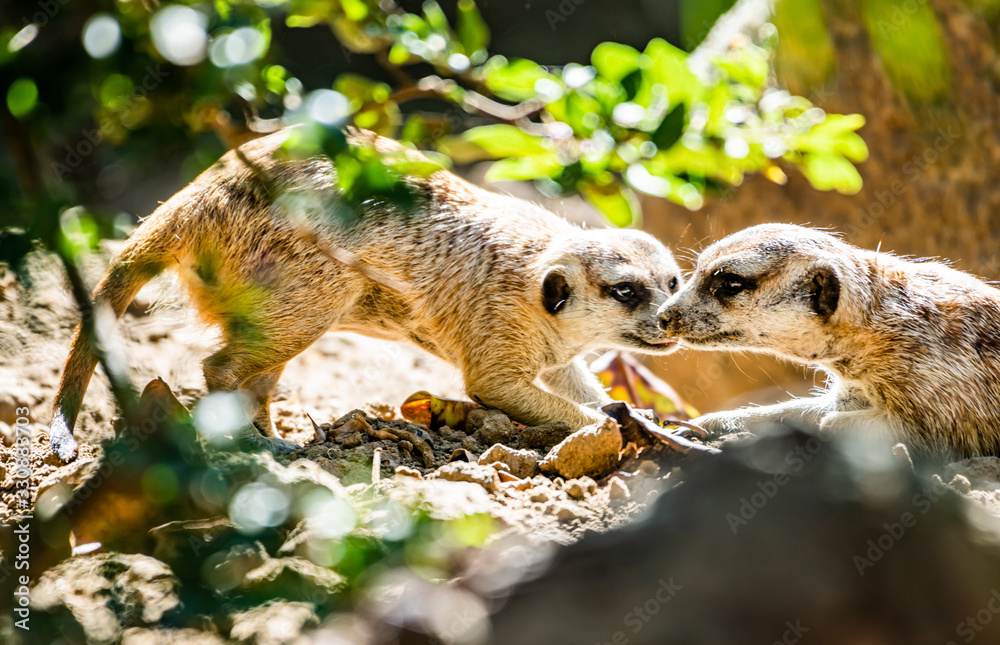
[49, 129, 682, 461]
[657, 223, 1000, 458]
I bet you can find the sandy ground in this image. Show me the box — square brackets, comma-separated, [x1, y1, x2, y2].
[5, 217, 1000, 644]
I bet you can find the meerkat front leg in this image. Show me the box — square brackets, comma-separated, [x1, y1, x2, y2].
[468, 368, 606, 430]
[539, 358, 613, 409]
[695, 395, 835, 436]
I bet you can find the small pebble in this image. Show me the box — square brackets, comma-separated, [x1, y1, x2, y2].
[608, 476, 630, 504]
[638, 460, 660, 477]
[949, 474, 972, 494]
[395, 466, 423, 480]
[339, 432, 363, 448]
[565, 477, 597, 500]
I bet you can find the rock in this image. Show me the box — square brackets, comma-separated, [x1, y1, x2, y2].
[450, 448, 478, 463]
[638, 460, 660, 477]
[539, 418, 622, 480]
[529, 489, 551, 504]
[244, 554, 346, 596]
[427, 461, 500, 493]
[395, 465, 423, 479]
[31, 553, 180, 643]
[554, 503, 590, 523]
[122, 628, 228, 645]
[519, 423, 573, 450]
[230, 600, 319, 645]
[462, 436, 480, 452]
[564, 477, 597, 500]
[945, 457, 1000, 489]
[479, 444, 539, 479]
[338, 431, 363, 448]
[608, 476, 631, 504]
[477, 411, 515, 445]
[950, 473, 973, 494]
[386, 478, 494, 520]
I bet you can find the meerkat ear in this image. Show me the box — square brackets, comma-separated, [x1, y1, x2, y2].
[809, 266, 841, 319]
[542, 267, 572, 314]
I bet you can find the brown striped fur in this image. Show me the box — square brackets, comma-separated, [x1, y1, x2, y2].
[658, 224, 1000, 458]
[49, 129, 682, 461]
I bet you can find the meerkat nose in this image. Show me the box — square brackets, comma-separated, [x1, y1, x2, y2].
[658, 306, 681, 332]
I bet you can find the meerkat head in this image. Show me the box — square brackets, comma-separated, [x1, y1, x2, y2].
[539, 228, 683, 355]
[657, 224, 854, 363]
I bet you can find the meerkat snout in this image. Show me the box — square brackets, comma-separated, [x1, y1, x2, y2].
[541, 230, 684, 356]
[656, 228, 846, 361]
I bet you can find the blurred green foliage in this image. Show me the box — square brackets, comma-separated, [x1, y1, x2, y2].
[860, 0, 950, 102]
[1, 0, 870, 271]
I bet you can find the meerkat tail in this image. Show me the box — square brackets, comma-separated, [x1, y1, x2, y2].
[49, 211, 181, 461]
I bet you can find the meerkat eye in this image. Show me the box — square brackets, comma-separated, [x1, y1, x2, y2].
[611, 282, 638, 303]
[714, 272, 751, 299]
[668, 276, 678, 292]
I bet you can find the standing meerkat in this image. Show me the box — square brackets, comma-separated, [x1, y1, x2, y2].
[657, 223, 1000, 458]
[49, 129, 682, 462]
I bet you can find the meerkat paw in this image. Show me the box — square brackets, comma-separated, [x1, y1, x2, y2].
[263, 435, 301, 455]
[236, 427, 301, 455]
[690, 412, 745, 436]
[49, 417, 79, 463]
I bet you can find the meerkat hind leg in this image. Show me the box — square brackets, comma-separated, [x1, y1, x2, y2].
[203, 344, 303, 454]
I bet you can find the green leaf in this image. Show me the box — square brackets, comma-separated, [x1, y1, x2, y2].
[7, 78, 38, 118]
[456, 0, 490, 55]
[341, 0, 369, 22]
[652, 103, 686, 150]
[484, 155, 562, 182]
[714, 44, 770, 89]
[640, 39, 701, 106]
[592, 42, 641, 82]
[796, 114, 869, 162]
[462, 124, 548, 157]
[422, 0, 450, 34]
[481, 57, 549, 101]
[262, 65, 288, 95]
[579, 180, 639, 227]
[801, 153, 863, 194]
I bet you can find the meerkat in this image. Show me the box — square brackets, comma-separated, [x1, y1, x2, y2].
[49, 128, 683, 462]
[657, 223, 1000, 458]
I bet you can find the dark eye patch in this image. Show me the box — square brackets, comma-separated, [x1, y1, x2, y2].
[710, 271, 757, 300]
[605, 281, 648, 309]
